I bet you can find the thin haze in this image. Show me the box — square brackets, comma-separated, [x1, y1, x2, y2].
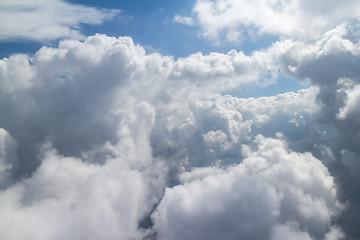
[0, 0, 360, 239]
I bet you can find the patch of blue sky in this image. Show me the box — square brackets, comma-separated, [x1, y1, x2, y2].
[0, 41, 44, 59]
[227, 76, 310, 98]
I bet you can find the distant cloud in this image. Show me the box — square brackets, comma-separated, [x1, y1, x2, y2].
[180, 0, 360, 43]
[0, 0, 120, 41]
[173, 15, 194, 26]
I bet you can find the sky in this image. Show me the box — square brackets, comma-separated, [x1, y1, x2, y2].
[0, 0, 360, 239]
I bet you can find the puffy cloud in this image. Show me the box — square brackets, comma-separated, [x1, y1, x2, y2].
[153, 135, 344, 240]
[177, 0, 360, 43]
[269, 22, 360, 152]
[265, 20, 360, 239]
[0, 143, 166, 240]
[0, 34, 282, 176]
[273, 23, 360, 85]
[0, 34, 287, 239]
[337, 82, 360, 122]
[0, 0, 119, 41]
[0, 54, 36, 92]
[170, 49, 278, 92]
[1, 30, 360, 239]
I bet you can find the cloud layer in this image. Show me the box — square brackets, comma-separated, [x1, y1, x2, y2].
[1, 3, 360, 238]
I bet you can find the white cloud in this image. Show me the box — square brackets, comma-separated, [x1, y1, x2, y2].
[153, 135, 344, 240]
[337, 83, 360, 122]
[183, 0, 360, 43]
[1, 30, 360, 238]
[170, 49, 279, 93]
[0, 54, 36, 92]
[0, 34, 282, 169]
[173, 15, 194, 26]
[0, 143, 166, 240]
[0, 0, 119, 41]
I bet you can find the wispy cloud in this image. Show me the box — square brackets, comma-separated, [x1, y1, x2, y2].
[0, 0, 120, 41]
[173, 14, 194, 26]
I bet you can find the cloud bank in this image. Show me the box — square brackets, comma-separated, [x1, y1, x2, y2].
[1, 1, 360, 239]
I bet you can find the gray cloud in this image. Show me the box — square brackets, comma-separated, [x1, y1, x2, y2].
[0, 128, 18, 188]
[269, 21, 360, 239]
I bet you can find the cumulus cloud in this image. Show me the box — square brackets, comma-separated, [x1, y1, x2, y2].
[153, 135, 344, 240]
[0, 0, 119, 41]
[0, 34, 281, 175]
[0, 35, 287, 239]
[337, 82, 360, 122]
[1, 16, 360, 238]
[178, 0, 360, 43]
[262, 19, 360, 239]
[269, 22, 360, 149]
[0, 143, 166, 240]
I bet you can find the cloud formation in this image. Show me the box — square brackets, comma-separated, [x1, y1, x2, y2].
[1, 8, 360, 238]
[0, 0, 119, 41]
[153, 135, 344, 240]
[176, 0, 360, 43]
[0, 144, 166, 240]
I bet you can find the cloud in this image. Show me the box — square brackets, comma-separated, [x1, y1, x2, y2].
[265, 20, 360, 239]
[0, 128, 18, 188]
[337, 82, 360, 122]
[152, 135, 344, 240]
[179, 0, 360, 43]
[0, 0, 119, 41]
[1, 28, 360, 239]
[269, 22, 360, 149]
[173, 15, 195, 26]
[169, 49, 278, 92]
[0, 34, 281, 176]
[0, 143, 166, 240]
